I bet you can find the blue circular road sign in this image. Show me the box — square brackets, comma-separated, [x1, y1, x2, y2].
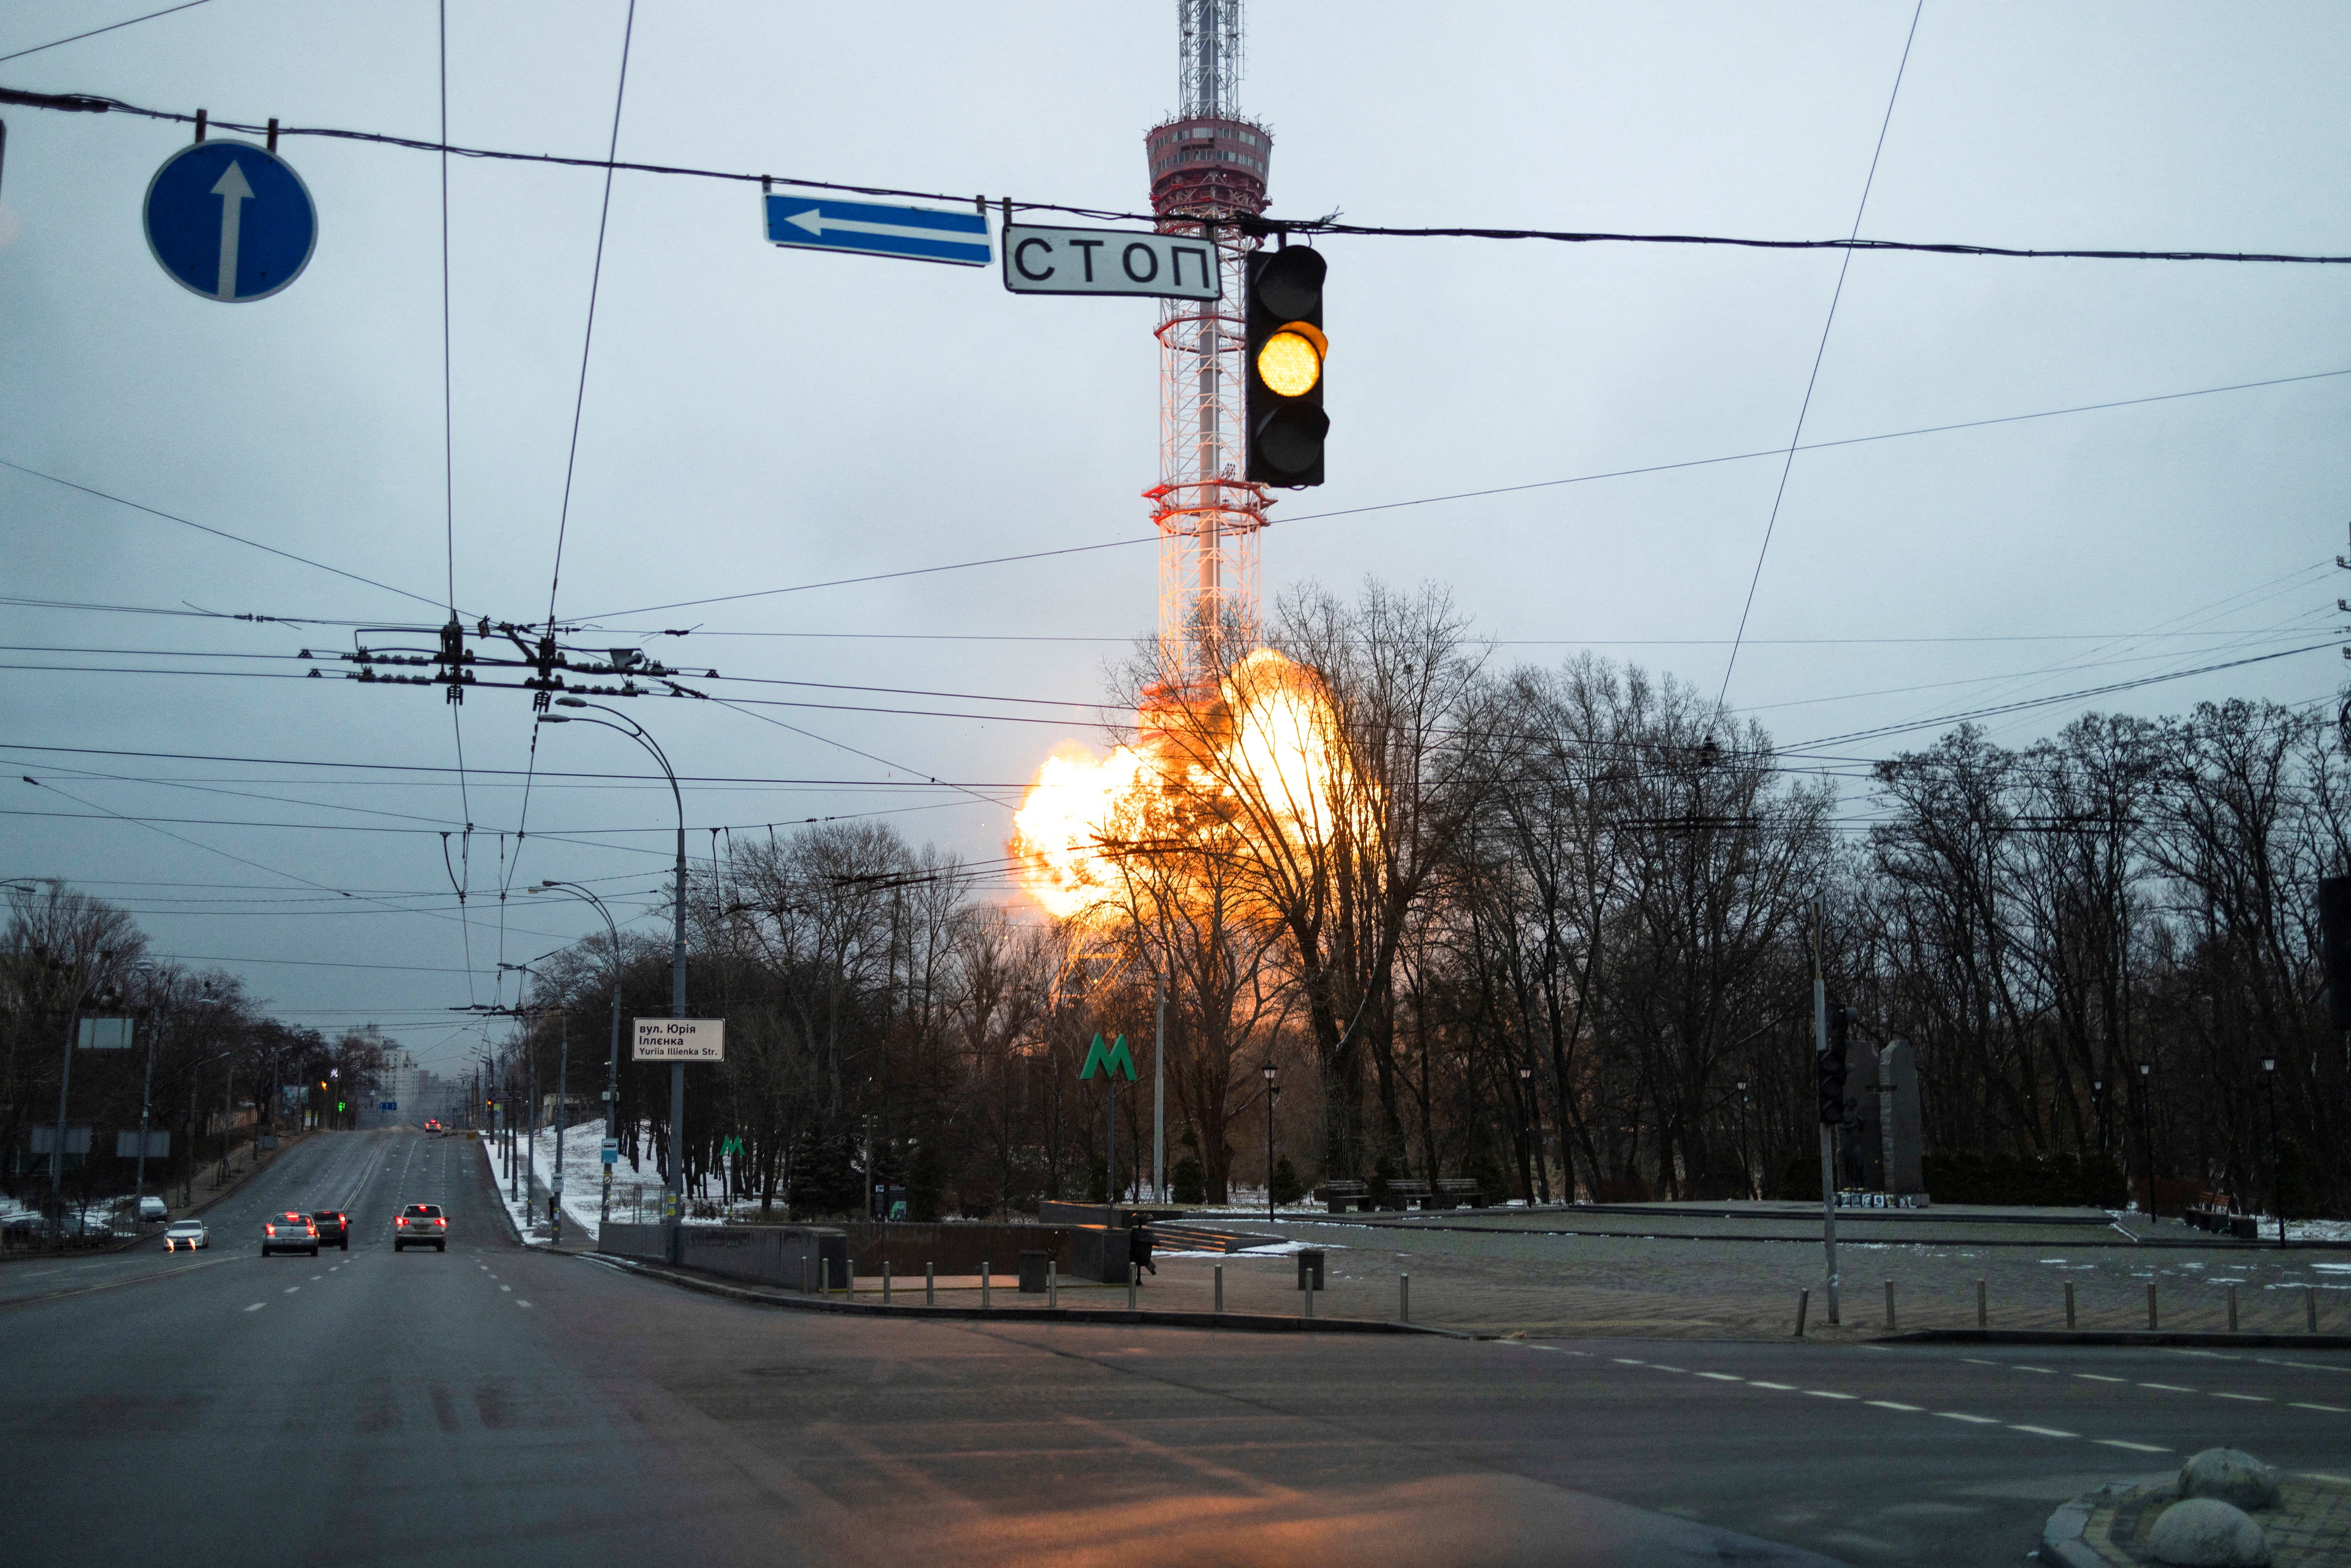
[142, 140, 316, 303]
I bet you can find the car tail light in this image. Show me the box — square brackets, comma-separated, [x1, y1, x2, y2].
[266, 1225, 276, 1236]
[434, 1217, 446, 1229]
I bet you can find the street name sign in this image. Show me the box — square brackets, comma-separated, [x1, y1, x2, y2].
[116, 1130, 170, 1158]
[379, 1100, 396, 1112]
[634, 1017, 726, 1062]
[1003, 224, 1219, 300]
[75, 1017, 132, 1049]
[765, 195, 989, 267]
[143, 140, 317, 302]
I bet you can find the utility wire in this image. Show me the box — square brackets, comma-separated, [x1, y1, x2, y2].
[0, 457, 458, 613]
[1716, 0, 1922, 719]
[436, 0, 480, 1009]
[0, 2, 213, 65]
[5, 84, 2349, 265]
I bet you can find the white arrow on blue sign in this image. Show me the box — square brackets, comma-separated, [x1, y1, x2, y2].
[765, 194, 989, 267]
[143, 140, 317, 302]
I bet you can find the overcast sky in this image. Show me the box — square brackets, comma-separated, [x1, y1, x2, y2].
[4, 1, 2346, 1072]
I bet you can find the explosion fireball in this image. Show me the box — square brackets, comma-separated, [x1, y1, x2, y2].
[1011, 648, 1349, 921]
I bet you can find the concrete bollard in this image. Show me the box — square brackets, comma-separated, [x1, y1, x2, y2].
[2148, 1282, 2159, 1330]
[1128, 1263, 1139, 1311]
[1976, 1278, 1988, 1329]
[981, 1261, 990, 1311]
[2227, 1284, 2239, 1332]
[2065, 1281, 2076, 1330]
[1048, 1259, 1058, 1309]
[2310, 1285, 2320, 1333]
[926, 1261, 934, 1308]
[883, 1261, 891, 1306]
[1305, 1269, 1315, 1321]
[1795, 1287, 1810, 1338]
[1402, 1273, 1411, 1324]
[846, 1263, 855, 1303]
[1214, 1263, 1223, 1315]
[805, 1255, 815, 1295]
[1884, 1279, 1896, 1332]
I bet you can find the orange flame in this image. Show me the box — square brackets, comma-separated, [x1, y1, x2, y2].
[1011, 648, 1351, 921]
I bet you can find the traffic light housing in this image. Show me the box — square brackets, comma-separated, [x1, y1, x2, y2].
[1244, 245, 1327, 486]
[1817, 1005, 1850, 1126]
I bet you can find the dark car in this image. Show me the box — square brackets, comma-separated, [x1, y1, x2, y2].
[310, 1210, 349, 1250]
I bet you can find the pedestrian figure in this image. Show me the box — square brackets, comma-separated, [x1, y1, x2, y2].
[1129, 1217, 1156, 1277]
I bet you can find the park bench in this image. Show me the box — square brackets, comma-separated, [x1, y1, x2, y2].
[1380, 1177, 1432, 1211]
[1316, 1180, 1369, 1214]
[1433, 1177, 1485, 1209]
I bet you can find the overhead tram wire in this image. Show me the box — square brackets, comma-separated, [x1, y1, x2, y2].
[499, 0, 639, 997]
[434, 0, 481, 1011]
[1714, 0, 1922, 724]
[5, 85, 2350, 265]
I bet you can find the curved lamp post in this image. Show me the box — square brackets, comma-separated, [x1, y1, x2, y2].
[538, 700, 688, 1262]
[529, 880, 625, 1226]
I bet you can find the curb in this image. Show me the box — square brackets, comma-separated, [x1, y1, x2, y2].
[584, 1252, 1468, 1337]
[2040, 1479, 2154, 1568]
[1890, 1328, 2351, 1349]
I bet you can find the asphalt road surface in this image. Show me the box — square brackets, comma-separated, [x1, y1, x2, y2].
[6, 1129, 2345, 1566]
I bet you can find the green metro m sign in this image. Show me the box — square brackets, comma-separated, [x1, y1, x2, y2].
[1080, 1033, 1137, 1082]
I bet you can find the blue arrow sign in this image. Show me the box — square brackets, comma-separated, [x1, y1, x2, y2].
[765, 194, 989, 268]
[143, 141, 317, 302]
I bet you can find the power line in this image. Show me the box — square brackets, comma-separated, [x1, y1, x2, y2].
[6, 84, 2349, 265]
[1717, 0, 1922, 719]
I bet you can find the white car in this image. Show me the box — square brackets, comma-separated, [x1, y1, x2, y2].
[137, 1196, 168, 1223]
[163, 1220, 207, 1252]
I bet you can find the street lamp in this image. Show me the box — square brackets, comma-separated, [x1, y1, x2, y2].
[2136, 1061, 2155, 1219]
[2261, 1057, 2283, 1248]
[1262, 1061, 1279, 1226]
[530, 880, 624, 1227]
[539, 700, 689, 1263]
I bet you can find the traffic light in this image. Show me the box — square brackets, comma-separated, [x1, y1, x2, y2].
[1817, 1005, 1850, 1126]
[1244, 244, 1327, 486]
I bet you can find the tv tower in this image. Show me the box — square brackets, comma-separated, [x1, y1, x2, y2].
[1144, 0, 1272, 683]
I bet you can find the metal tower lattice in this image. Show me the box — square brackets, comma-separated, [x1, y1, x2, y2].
[1145, 0, 1270, 684]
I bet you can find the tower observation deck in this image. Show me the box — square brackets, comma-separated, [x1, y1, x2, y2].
[1145, 0, 1271, 685]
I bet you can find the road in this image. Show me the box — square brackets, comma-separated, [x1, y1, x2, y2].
[5, 1128, 2344, 1566]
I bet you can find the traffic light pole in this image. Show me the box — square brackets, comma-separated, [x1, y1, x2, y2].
[1814, 928, 1840, 1326]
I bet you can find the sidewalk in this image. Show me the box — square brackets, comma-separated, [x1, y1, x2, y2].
[2044, 1470, 2351, 1567]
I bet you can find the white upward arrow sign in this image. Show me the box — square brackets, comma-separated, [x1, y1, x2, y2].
[783, 206, 955, 245]
[210, 160, 253, 300]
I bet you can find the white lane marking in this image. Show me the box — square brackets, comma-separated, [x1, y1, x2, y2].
[2015, 1366, 2056, 1375]
[2073, 1373, 2126, 1383]
[1867, 1400, 1924, 1412]
[1694, 1372, 1743, 1382]
[1935, 1412, 2001, 1425]
[309, 1275, 322, 1281]
[1747, 1381, 1799, 1391]
[1805, 1390, 1859, 1400]
[499, 1284, 511, 1293]
[283, 1286, 300, 1295]
[2010, 1425, 2077, 1439]
[1649, 1365, 1688, 1374]
[1961, 1357, 1998, 1366]
[516, 1300, 531, 1308]
[1611, 1357, 1646, 1365]
[2291, 1402, 2348, 1413]
[2098, 1439, 2172, 1454]
[244, 1303, 265, 1312]
[2212, 1392, 2270, 1403]
[2139, 1383, 2197, 1393]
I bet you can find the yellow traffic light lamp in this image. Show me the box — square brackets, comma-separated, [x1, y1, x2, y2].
[1244, 244, 1328, 486]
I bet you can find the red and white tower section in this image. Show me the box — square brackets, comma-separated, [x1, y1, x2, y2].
[1145, 0, 1271, 682]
